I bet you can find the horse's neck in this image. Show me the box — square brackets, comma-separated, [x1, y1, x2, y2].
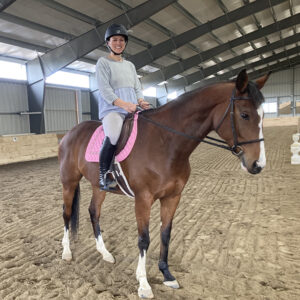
[161, 87, 225, 137]
[151, 85, 228, 158]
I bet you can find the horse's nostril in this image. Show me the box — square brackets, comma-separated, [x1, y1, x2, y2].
[252, 161, 262, 174]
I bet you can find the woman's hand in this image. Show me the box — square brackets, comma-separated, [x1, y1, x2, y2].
[113, 98, 137, 113]
[138, 99, 150, 110]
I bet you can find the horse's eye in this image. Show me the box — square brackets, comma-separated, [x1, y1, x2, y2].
[241, 113, 249, 120]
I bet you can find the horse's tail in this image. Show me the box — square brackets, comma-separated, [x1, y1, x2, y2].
[71, 184, 80, 239]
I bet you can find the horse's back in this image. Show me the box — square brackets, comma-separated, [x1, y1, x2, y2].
[59, 121, 100, 157]
[59, 121, 101, 183]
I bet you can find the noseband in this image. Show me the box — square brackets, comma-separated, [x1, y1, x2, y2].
[139, 88, 264, 156]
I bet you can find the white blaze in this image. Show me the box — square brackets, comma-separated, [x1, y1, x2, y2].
[257, 106, 266, 168]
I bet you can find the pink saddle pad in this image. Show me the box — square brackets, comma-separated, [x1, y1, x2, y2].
[85, 113, 139, 163]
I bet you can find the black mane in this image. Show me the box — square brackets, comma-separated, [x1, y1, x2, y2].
[247, 81, 265, 108]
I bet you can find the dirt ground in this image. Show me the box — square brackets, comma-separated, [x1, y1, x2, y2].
[0, 125, 300, 300]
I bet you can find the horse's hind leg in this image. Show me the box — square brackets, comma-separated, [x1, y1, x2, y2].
[159, 194, 181, 289]
[88, 186, 115, 263]
[62, 180, 81, 261]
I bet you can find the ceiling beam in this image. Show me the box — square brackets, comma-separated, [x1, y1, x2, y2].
[167, 48, 300, 94]
[140, 13, 300, 89]
[182, 33, 300, 85]
[0, 0, 16, 12]
[155, 55, 300, 102]
[128, 0, 286, 70]
[178, 55, 300, 97]
[34, 0, 178, 64]
[0, 35, 49, 52]
[35, 0, 99, 25]
[0, 11, 73, 40]
[0, 34, 97, 65]
[35, 0, 153, 49]
[246, 56, 300, 80]
[0, 11, 161, 70]
[26, 0, 176, 85]
[172, 1, 236, 67]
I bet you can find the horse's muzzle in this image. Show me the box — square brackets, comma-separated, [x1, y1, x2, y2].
[249, 160, 262, 174]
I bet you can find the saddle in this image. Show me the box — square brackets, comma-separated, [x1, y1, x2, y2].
[85, 112, 139, 198]
[116, 113, 135, 156]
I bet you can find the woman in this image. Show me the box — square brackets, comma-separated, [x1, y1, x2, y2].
[96, 23, 150, 191]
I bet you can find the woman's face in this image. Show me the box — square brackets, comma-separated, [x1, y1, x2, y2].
[107, 35, 126, 54]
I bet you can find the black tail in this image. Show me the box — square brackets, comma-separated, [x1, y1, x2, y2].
[71, 184, 80, 239]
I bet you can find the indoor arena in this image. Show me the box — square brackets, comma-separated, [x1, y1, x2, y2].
[0, 1, 299, 299]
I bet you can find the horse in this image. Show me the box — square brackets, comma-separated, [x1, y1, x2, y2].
[58, 69, 270, 299]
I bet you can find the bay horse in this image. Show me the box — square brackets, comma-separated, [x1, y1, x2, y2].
[58, 69, 270, 298]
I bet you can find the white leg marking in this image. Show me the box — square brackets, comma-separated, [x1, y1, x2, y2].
[62, 227, 72, 261]
[136, 250, 153, 299]
[95, 235, 115, 263]
[257, 106, 266, 168]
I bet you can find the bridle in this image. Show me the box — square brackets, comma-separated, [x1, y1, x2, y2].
[212, 88, 264, 157]
[139, 87, 264, 157]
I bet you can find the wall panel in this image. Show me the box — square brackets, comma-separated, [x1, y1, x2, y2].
[0, 80, 30, 135]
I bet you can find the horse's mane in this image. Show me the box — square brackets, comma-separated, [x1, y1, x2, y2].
[140, 79, 265, 116]
[246, 81, 265, 108]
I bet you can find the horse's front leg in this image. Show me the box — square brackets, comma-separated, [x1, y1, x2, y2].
[159, 194, 181, 289]
[89, 186, 115, 263]
[135, 195, 154, 299]
[62, 182, 79, 261]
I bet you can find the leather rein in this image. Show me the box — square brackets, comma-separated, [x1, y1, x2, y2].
[139, 88, 264, 157]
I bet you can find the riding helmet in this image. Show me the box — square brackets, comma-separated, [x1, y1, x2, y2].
[105, 24, 128, 42]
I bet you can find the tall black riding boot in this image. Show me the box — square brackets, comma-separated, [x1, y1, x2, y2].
[99, 137, 117, 191]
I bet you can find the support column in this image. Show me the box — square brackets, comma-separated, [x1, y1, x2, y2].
[292, 67, 296, 117]
[89, 73, 99, 120]
[27, 56, 46, 134]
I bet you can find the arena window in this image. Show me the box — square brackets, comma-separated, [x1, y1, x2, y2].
[167, 91, 177, 100]
[46, 70, 90, 89]
[0, 59, 26, 81]
[262, 102, 277, 113]
[143, 86, 156, 97]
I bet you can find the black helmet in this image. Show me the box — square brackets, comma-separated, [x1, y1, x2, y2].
[105, 24, 128, 42]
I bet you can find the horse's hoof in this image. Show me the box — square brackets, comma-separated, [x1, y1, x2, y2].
[138, 287, 154, 299]
[103, 253, 115, 264]
[163, 279, 180, 289]
[62, 252, 72, 261]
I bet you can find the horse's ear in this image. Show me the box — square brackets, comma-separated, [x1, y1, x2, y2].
[256, 71, 272, 90]
[236, 69, 248, 93]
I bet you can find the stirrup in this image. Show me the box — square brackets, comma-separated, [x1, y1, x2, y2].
[100, 182, 117, 191]
[100, 172, 117, 191]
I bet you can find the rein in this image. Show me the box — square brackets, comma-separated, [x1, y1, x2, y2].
[139, 88, 264, 157]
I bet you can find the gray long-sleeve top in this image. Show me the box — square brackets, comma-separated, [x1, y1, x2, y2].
[96, 56, 144, 119]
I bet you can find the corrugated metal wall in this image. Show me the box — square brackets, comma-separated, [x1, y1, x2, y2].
[0, 80, 30, 135]
[44, 86, 92, 133]
[262, 66, 300, 118]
